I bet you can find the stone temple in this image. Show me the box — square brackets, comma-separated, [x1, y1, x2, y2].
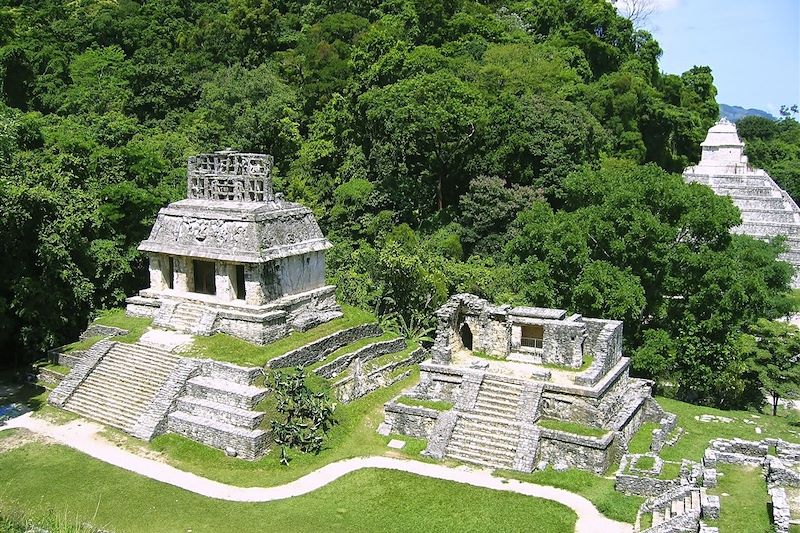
[126, 150, 341, 342]
[382, 294, 670, 473]
[48, 151, 379, 460]
[683, 118, 800, 287]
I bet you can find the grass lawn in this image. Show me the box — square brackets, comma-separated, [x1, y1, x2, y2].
[0, 440, 577, 533]
[707, 464, 772, 533]
[653, 396, 800, 462]
[538, 418, 609, 438]
[497, 466, 644, 524]
[395, 396, 453, 411]
[627, 422, 659, 454]
[184, 304, 376, 367]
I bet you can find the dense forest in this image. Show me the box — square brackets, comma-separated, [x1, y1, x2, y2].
[0, 0, 794, 407]
[737, 113, 800, 203]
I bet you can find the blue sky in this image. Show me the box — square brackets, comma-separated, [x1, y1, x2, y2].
[645, 0, 800, 116]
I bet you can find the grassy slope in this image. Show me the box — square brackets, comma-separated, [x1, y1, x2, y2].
[184, 304, 376, 367]
[653, 396, 800, 462]
[0, 439, 577, 533]
[707, 464, 772, 533]
[497, 467, 644, 524]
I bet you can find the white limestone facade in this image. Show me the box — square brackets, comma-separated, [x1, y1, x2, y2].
[683, 119, 800, 287]
[126, 151, 342, 343]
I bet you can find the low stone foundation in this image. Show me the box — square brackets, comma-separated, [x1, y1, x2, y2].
[538, 428, 617, 474]
[383, 402, 440, 439]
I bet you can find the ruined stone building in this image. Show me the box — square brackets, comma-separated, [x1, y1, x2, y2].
[49, 151, 351, 459]
[127, 150, 341, 342]
[383, 294, 667, 473]
[683, 118, 800, 287]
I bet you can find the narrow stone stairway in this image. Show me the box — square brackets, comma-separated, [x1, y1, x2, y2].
[445, 378, 524, 469]
[646, 488, 701, 531]
[63, 342, 180, 432]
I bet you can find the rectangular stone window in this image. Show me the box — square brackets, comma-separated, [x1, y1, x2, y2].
[521, 324, 544, 349]
[192, 260, 216, 296]
[234, 264, 246, 300]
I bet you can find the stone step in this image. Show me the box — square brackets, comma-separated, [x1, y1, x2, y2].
[90, 365, 175, 386]
[691, 489, 700, 511]
[730, 196, 792, 211]
[83, 349, 176, 379]
[740, 209, 799, 224]
[710, 176, 770, 187]
[79, 372, 164, 399]
[445, 446, 516, 469]
[714, 185, 777, 197]
[451, 429, 519, 452]
[652, 509, 663, 526]
[69, 379, 159, 410]
[447, 434, 518, 457]
[474, 393, 520, 410]
[65, 399, 138, 430]
[175, 397, 265, 430]
[459, 411, 521, 428]
[458, 417, 521, 439]
[113, 341, 181, 358]
[185, 376, 268, 409]
[480, 379, 524, 394]
[62, 341, 180, 430]
[472, 402, 518, 420]
[66, 391, 145, 423]
[734, 221, 800, 237]
[167, 411, 269, 460]
[90, 355, 178, 376]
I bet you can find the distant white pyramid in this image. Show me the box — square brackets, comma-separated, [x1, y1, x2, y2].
[683, 118, 800, 288]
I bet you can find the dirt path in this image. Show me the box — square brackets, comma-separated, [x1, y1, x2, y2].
[2, 413, 632, 533]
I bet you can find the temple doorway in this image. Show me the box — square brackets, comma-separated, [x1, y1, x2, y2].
[193, 260, 216, 295]
[460, 323, 473, 350]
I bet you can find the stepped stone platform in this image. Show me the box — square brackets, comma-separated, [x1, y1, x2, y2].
[383, 294, 666, 474]
[683, 118, 800, 287]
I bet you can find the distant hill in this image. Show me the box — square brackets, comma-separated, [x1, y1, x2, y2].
[719, 104, 775, 122]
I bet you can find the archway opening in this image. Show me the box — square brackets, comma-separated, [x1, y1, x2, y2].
[460, 323, 473, 350]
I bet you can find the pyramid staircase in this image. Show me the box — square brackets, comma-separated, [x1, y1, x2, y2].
[62, 342, 181, 432]
[445, 378, 532, 469]
[684, 170, 800, 286]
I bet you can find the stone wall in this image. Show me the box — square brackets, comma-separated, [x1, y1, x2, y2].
[130, 358, 203, 440]
[215, 310, 288, 345]
[48, 341, 114, 407]
[650, 413, 678, 453]
[770, 487, 791, 533]
[383, 402, 440, 439]
[315, 337, 406, 379]
[537, 428, 617, 474]
[80, 324, 128, 340]
[200, 360, 262, 385]
[332, 348, 426, 403]
[268, 323, 381, 369]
